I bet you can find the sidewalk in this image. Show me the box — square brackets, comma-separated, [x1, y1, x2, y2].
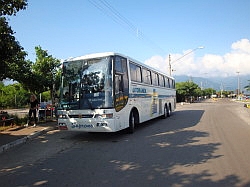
[0, 121, 58, 154]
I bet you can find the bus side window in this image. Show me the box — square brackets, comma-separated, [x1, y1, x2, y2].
[172, 80, 175, 88]
[165, 77, 170, 88]
[129, 62, 142, 82]
[159, 74, 165, 87]
[169, 79, 172, 88]
[142, 68, 151, 84]
[152, 72, 156, 85]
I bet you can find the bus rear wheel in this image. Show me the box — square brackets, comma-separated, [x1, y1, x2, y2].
[128, 110, 138, 133]
[167, 104, 171, 117]
[162, 105, 169, 119]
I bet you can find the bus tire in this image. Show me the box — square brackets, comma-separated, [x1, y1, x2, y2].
[162, 105, 168, 119]
[167, 104, 171, 117]
[128, 110, 138, 134]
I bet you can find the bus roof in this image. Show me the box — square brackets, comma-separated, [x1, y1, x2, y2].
[65, 52, 121, 61]
[64, 52, 174, 79]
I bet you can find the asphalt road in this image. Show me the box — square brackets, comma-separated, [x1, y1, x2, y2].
[0, 99, 250, 187]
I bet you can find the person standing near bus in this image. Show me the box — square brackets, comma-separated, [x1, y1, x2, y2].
[25, 94, 40, 127]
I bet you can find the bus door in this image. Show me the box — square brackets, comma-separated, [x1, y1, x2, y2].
[114, 56, 129, 112]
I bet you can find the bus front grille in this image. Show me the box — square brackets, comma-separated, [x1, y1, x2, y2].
[68, 114, 94, 118]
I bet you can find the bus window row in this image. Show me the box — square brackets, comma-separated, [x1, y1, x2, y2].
[129, 61, 175, 89]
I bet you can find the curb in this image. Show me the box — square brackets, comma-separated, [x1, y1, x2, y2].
[0, 126, 55, 154]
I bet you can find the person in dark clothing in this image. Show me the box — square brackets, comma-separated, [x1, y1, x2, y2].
[25, 94, 40, 127]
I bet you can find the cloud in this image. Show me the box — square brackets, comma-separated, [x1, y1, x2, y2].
[231, 38, 250, 53]
[144, 38, 250, 77]
[144, 55, 167, 72]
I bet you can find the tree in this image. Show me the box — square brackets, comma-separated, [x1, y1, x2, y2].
[203, 88, 216, 98]
[176, 81, 201, 102]
[3, 46, 61, 103]
[0, 0, 28, 80]
[0, 0, 27, 16]
[31, 46, 61, 100]
[0, 82, 29, 108]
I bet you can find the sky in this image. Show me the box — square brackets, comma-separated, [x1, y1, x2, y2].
[8, 0, 250, 78]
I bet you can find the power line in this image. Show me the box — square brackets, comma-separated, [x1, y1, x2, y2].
[100, 0, 137, 34]
[88, 0, 136, 35]
[88, 0, 166, 54]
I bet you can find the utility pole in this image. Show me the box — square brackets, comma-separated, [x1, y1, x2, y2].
[236, 71, 240, 98]
[169, 54, 171, 76]
[168, 46, 204, 77]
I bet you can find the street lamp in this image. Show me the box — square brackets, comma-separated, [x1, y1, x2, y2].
[168, 46, 204, 76]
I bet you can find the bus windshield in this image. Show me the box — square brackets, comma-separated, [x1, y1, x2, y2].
[59, 56, 113, 110]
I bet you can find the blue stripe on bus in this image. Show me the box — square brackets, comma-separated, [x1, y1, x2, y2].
[129, 93, 175, 98]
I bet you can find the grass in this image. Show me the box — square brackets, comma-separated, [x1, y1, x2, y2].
[0, 114, 28, 132]
[0, 125, 14, 131]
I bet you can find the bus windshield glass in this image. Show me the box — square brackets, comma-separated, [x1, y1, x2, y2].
[59, 56, 113, 110]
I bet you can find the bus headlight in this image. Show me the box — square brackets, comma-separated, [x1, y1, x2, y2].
[58, 123, 68, 130]
[58, 114, 68, 119]
[95, 113, 113, 119]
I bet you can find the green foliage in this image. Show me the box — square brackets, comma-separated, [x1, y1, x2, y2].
[0, 45, 61, 108]
[0, 1, 61, 107]
[0, 0, 28, 80]
[0, 17, 28, 80]
[219, 90, 233, 97]
[176, 81, 200, 102]
[0, 82, 29, 108]
[0, 0, 27, 16]
[176, 81, 207, 102]
[0, 82, 54, 109]
[203, 88, 216, 96]
[29, 46, 61, 95]
[176, 81, 220, 102]
[41, 91, 51, 102]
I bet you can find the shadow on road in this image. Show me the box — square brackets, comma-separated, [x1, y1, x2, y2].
[1, 108, 249, 187]
[71, 109, 205, 142]
[55, 109, 249, 187]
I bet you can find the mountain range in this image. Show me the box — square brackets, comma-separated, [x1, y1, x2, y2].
[174, 75, 250, 93]
[3, 74, 250, 94]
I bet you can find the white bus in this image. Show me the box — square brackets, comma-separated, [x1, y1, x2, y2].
[57, 52, 176, 133]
